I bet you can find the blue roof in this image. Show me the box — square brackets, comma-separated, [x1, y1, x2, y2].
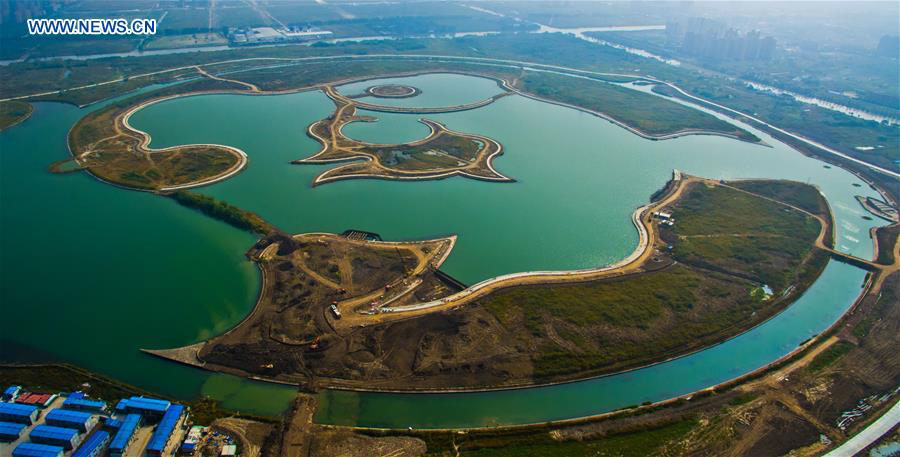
[125, 396, 170, 413]
[46, 409, 92, 425]
[115, 399, 128, 412]
[30, 425, 78, 441]
[103, 418, 123, 429]
[0, 421, 26, 436]
[12, 443, 64, 457]
[63, 398, 106, 410]
[109, 414, 141, 451]
[72, 431, 110, 457]
[0, 402, 38, 416]
[68, 392, 85, 400]
[146, 405, 184, 452]
[4, 386, 20, 396]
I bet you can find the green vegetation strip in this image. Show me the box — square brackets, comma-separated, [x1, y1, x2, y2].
[423, 418, 697, 456]
[517, 72, 759, 141]
[807, 341, 855, 372]
[168, 191, 275, 235]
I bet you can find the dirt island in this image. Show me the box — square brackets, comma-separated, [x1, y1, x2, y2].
[144, 173, 874, 393]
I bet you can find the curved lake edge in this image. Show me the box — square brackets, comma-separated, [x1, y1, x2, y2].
[140, 172, 871, 405]
[45, 59, 896, 427]
[68, 64, 771, 193]
[115, 65, 891, 382]
[35, 52, 894, 182]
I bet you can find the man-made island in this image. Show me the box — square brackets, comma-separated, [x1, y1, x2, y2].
[363, 84, 421, 98]
[294, 85, 512, 186]
[144, 172, 873, 393]
[59, 60, 761, 192]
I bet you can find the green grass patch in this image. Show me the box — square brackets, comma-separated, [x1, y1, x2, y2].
[518, 71, 758, 141]
[453, 418, 698, 457]
[486, 268, 699, 330]
[673, 184, 819, 239]
[670, 183, 822, 290]
[729, 180, 828, 218]
[807, 341, 855, 372]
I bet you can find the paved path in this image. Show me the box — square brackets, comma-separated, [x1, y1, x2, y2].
[195, 65, 261, 92]
[823, 399, 900, 457]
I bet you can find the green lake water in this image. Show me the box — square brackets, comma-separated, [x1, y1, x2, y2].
[0, 71, 886, 426]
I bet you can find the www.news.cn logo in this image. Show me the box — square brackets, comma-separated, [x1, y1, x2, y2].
[27, 18, 157, 35]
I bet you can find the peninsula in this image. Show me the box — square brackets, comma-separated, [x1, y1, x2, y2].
[0, 100, 32, 131]
[145, 172, 857, 392]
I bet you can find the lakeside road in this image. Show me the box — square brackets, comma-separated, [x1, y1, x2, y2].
[344, 171, 683, 326]
[824, 399, 900, 457]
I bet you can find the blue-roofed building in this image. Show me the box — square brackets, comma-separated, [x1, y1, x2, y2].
[3, 385, 21, 401]
[102, 417, 123, 430]
[68, 392, 85, 400]
[63, 398, 106, 413]
[146, 404, 185, 455]
[108, 413, 141, 457]
[45, 409, 95, 432]
[29, 425, 80, 450]
[11, 442, 64, 457]
[114, 399, 129, 413]
[121, 396, 170, 416]
[0, 402, 39, 424]
[0, 421, 26, 441]
[72, 430, 110, 457]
